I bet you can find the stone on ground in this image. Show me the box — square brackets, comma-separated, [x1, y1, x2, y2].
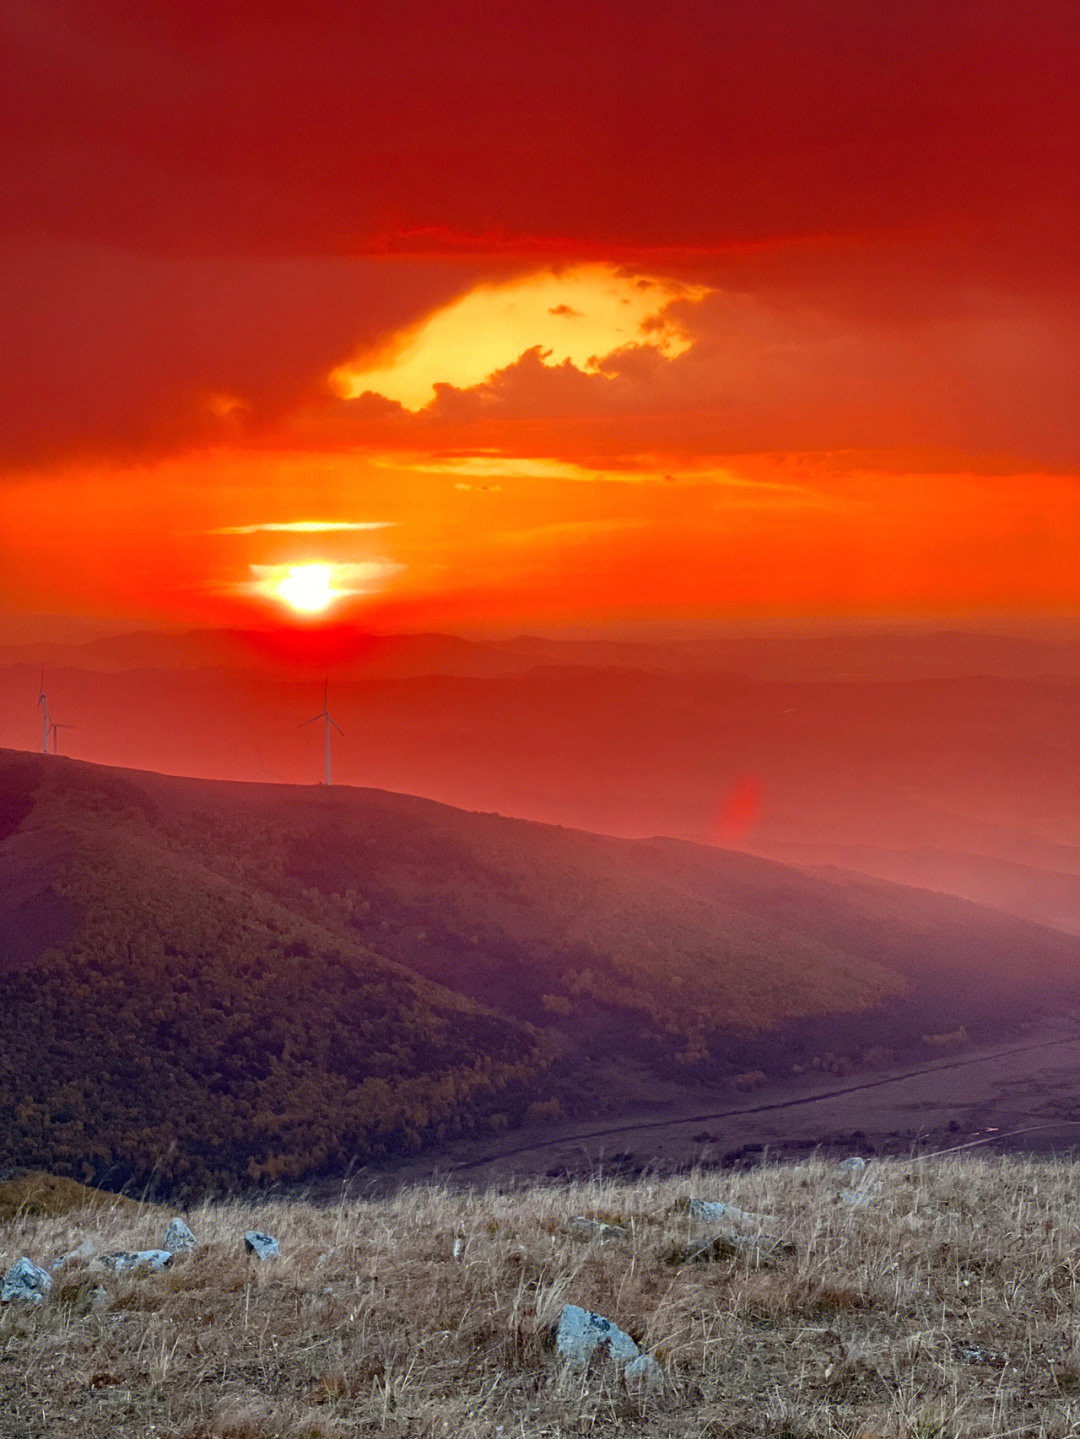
[51, 1239, 96, 1270]
[100, 1249, 173, 1272]
[163, 1218, 197, 1254]
[1, 1257, 53, 1303]
[683, 1197, 762, 1227]
[554, 1303, 662, 1381]
[841, 1188, 874, 1206]
[244, 1230, 279, 1259]
[568, 1216, 629, 1240]
[677, 1197, 795, 1257]
[666, 1226, 794, 1265]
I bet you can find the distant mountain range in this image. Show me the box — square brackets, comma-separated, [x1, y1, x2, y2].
[4, 619, 1080, 680]
[3, 626, 1079, 921]
[2, 749, 1078, 1193]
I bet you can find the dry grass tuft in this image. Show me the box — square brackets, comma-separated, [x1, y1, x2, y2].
[3, 1156, 1080, 1436]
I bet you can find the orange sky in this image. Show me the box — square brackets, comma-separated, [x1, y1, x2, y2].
[3, 1, 1079, 635]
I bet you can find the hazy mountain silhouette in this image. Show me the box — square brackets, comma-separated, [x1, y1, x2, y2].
[3, 635, 1078, 932]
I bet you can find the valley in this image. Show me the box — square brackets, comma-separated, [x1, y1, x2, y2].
[391, 1019, 1080, 1191]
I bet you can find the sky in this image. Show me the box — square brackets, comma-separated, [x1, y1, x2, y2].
[3, 0, 1080, 637]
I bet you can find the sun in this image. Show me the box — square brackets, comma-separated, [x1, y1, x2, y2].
[274, 563, 336, 614]
[248, 557, 402, 613]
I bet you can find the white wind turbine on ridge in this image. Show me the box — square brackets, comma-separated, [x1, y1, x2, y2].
[300, 679, 343, 786]
[37, 671, 50, 755]
[38, 671, 74, 754]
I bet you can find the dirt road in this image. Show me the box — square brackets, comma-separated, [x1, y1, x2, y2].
[436, 1022, 1080, 1185]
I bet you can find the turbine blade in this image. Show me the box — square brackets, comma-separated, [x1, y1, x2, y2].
[298, 715, 322, 727]
[330, 717, 344, 734]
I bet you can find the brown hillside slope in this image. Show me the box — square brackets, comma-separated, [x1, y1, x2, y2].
[0, 754, 548, 1191]
[2, 750, 1079, 1193]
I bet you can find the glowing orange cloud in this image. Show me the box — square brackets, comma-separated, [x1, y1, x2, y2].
[330, 264, 710, 410]
[209, 521, 395, 535]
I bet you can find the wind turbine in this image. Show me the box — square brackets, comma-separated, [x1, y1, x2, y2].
[299, 679, 342, 786]
[37, 672, 50, 755]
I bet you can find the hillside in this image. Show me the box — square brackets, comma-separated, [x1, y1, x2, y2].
[2, 750, 1080, 1192]
[0, 753, 548, 1192]
[2, 1156, 1079, 1438]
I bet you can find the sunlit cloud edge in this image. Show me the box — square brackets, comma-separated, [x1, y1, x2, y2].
[209, 520, 397, 535]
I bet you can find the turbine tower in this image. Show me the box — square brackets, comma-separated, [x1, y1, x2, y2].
[300, 679, 342, 785]
[37, 671, 50, 755]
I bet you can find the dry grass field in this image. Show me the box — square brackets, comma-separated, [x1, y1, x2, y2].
[3, 1155, 1080, 1438]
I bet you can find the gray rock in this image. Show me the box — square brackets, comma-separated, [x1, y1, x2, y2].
[955, 1340, 1008, 1366]
[678, 1198, 793, 1257]
[625, 1353, 664, 1382]
[554, 1304, 661, 1381]
[1, 1257, 53, 1304]
[51, 1239, 97, 1271]
[568, 1216, 629, 1240]
[163, 1218, 197, 1255]
[100, 1249, 173, 1273]
[684, 1197, 762, 1227]
[244, 1230, 279, 1260]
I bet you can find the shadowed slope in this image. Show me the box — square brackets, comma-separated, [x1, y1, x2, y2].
[2, 750, 1079, 1192]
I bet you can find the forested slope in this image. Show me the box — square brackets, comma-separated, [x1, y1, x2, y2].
[0, 755, 547, 1191]
[3, 750, 1079, 1193]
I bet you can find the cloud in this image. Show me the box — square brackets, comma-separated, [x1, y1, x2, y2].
[325, 287, 1080, 475]
[492, 517, 648, 544]
[330, 265, 709, 410]
[4, 1, 1079, 488]
[415, 455, 618, 484]
[0, 239, 488, 472]
[404, 452, 800, 494]
[5, 1, 1077, 273]
[209, 520, 395, 535]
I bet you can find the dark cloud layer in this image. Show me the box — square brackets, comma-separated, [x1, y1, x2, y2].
[4, 0, 1079, 473]
[6, 1, 1078, 262]
[0, 241, 492, 469]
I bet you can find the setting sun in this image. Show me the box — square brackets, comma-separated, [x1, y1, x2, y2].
[274, 564, 336, 614]
[245, 556, 403, 615]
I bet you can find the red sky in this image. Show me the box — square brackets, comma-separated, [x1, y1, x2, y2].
[3, 0, 1080, 633]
